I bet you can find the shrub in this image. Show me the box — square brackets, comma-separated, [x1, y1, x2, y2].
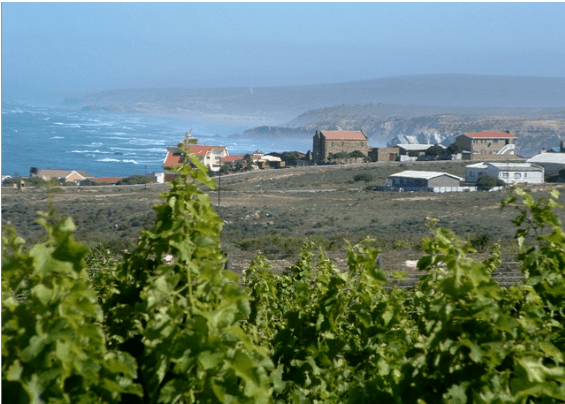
[78, 179, 100, 186]
[354, 173, 375, 184]
[477, 174, 505, 190]
[115, 175, 154, 186]
[348, 150, 366, 158]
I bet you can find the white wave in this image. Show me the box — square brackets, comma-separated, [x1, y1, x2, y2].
[128, 138, 166, 146]
[54, 122, 64, 125]
[69, 149, 111, 154]
[49, 136, 64, 139]
[123, 160, 139, 164]
[89, 142, 103, 146]
[97, 158, 121, 163]
[14, 130, 18, 133]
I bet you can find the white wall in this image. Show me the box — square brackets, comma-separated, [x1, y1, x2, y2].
[486, 166, 544, 184]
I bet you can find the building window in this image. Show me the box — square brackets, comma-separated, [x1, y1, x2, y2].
[515, 173, 521, 178]
[503, 172, 509, 178]
[493, 139, 499, 144]
[524, 173, 528, 178]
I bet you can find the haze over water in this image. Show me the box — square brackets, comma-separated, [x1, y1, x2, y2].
[1, 102, 311, 178]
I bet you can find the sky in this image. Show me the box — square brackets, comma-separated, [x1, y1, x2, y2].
[2, 2, 565, 101]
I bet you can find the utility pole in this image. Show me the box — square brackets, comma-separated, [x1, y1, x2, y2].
[218, 171, 221, 206]
[144, 165, 147, 190]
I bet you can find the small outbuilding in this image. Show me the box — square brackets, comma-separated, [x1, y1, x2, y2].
[385, 170, 463, 191]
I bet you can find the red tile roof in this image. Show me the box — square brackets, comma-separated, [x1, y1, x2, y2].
[90, 177, 125, 184]
[222, 155, 243, 162]
[164, 146, 224, 167]
[465, 131, 515, 138]
[321, 130, 367, 140]
[185, 145, 218, 155]
[164, 153, 183, 167]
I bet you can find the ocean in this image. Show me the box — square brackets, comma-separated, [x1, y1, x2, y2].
[1, 102, 312, 178]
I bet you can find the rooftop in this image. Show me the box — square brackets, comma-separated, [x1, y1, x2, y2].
[396, 143, 445, 151]
[526, 153, 565, 164]
[222, 155, 244, 162]
[389, 170, 463, 181]
[464, 131, 515, 138]
[488, 163, 543, 171]
[320, 130, 367, 140]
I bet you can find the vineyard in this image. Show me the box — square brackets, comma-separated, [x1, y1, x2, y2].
[3, 155, 565, 403]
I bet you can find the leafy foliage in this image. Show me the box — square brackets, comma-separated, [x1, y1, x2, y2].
[2, 211, 140, 403]
[4, 153, 565, 404]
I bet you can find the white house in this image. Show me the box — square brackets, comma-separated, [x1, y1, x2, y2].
[164, 145, 229, 172]
[485, 163, 544, 184]
[526, 152, 565, 176]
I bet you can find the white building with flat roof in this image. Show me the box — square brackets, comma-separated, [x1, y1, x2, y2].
[485, 163, 544, 184]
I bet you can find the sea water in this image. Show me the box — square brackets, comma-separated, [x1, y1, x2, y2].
[1, 102, 312, 178]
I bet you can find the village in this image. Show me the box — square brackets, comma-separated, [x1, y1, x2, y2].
[4, 129, 565, 193]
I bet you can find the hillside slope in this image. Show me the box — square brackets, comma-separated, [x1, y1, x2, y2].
[77, 75, 565, 126]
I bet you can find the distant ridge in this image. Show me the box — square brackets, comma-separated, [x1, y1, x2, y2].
[78, 74, 565, 126]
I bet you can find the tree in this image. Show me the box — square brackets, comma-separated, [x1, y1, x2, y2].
[447, 140, 465, 155]
[476, 174, 505, 190]
[219, 163, 231, 175]
[244, 154, 254, 171]
[425, 145, 447, 156]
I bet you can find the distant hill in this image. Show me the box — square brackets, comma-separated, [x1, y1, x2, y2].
[77, 74, 565, 126]
[243, 103, 565, 157]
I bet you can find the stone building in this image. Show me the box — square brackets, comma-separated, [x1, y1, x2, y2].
[369, 147, 400, 162]
[455, 131, 517, 160]
[312, 130, 368, 164]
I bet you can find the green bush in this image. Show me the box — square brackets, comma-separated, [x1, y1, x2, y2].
[354, 173, 375, 184]
[115, 175, 154, 185]
[477, 174, 506, 190]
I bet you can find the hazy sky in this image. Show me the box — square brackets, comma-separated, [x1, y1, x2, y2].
[2, 2, 565, 100]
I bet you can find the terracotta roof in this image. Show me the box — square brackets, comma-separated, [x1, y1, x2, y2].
[185, 146, 218, 155]
[164, 145, 226, 167]
[321, 130, 367, 140]
[222, 155, 243, 162]
[164, 152, 183, 167]
[464, 131, 515, 138]
[90, 177, 125, 184]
